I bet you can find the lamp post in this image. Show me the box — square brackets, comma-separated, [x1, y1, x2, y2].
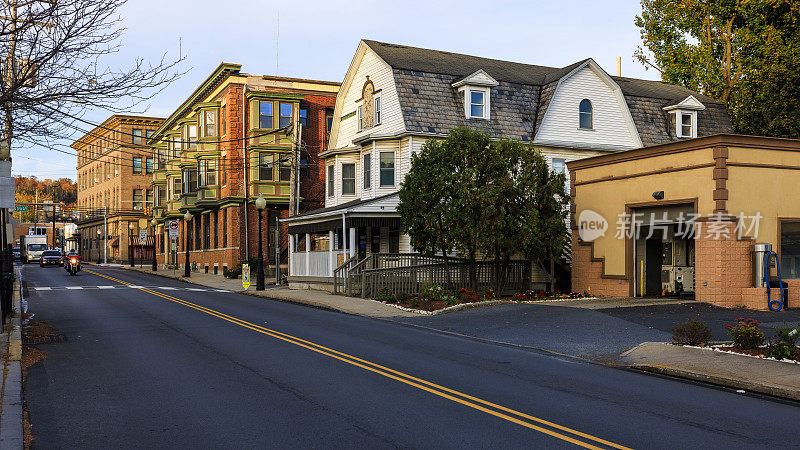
[96, 228, 102, 264]
[255, 194, 266, 291]
[129, 222, 135, 267]
[151, 218, 158, 272]
[184, 211, 192, 278]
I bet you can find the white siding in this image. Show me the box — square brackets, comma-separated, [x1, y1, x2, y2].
[535, 65, 639, 150]
[332, 47, 405, 150]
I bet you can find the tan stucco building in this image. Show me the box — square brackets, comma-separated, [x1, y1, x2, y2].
[568, 134, 800, 310]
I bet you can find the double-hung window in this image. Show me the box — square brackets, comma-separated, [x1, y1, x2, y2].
[379, 152, 394, 187]
[201, 160, 217, 186]
[183, 124, 197, 149]
[202, 109, 217, 137]
[279, 157, 291, 181]
[374, 97, 381, 125]
[358, 105, 364, 131]
[279, 103, 293, 128]
[133, 157, 143, 174]
[363, 153, 371, 189]
[470, 91, 485, 118]
[681, 113, 692, 137]
[172, 178, 181, 200]
[259, 153, 273, 181]
[145, 189, 154, 208]
[341, 163, 355, 195]
[132, 129, 143, 145]
[259, 101, 273, 129]
[132, 189, 143, 209]
[327, 165, 334, 197]
[299, 108, 308, 127]
[157, 186, 167, 206]
[145, 158, 153, 174]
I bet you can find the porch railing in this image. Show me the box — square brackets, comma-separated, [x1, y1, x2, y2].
[360, 260, 530, 299]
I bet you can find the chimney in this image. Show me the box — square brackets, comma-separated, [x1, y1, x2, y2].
[616, 56, 622, 77]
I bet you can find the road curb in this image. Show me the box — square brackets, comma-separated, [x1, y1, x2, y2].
[629, 364, 800, 402]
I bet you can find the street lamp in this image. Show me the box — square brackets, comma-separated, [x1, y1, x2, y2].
[96, 228, 102, 264]
[255, 194, 266, 291]
[151, 218, 158, 272]
[184, 211, 192, 278]
[128, 222, 135, 267]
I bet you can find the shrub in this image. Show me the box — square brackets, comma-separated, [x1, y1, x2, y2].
[483, 289, 495, 300]
[457, 288, 481, 303]
[671, 319, 712, 346]
[223, 265, 242, 279]
[775, 323, 800, 347]
[395, 292, 411, 303]
[445, 296, 459, 307]
[377, 287, 396, 303]
[768, 341, 796, 360]
[725, 318, 765, 350]
[422, 285, 445, 302]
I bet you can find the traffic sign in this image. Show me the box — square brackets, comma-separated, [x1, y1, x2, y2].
[242, 263, 250, 290]
[168, 220, 179, 239]
[14, 205, 27, 212]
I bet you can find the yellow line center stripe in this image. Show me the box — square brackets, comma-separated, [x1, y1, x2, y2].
[85, 269, 631, 450]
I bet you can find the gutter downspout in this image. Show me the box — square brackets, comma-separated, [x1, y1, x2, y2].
[243, 85, 250, 259]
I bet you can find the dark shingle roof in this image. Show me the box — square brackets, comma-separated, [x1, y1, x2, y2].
[361, 40, 733, 146]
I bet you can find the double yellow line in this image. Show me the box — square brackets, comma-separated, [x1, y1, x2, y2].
[85, 269, 630, 449]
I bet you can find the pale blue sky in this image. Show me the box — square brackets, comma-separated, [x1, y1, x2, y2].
[14, 0, 658, 180]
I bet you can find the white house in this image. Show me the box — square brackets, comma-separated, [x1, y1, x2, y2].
[284, 40, 733, 290]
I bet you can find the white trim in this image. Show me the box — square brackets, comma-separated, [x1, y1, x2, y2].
[458, 85, 490, 120]
[451, 69, 499, 88]
[663, 95, 706, 112]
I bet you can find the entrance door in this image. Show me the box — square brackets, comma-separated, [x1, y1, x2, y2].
[645, 238, 663, 295]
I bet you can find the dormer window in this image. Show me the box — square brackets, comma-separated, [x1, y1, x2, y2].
[579, 99, 593, 129]
[452, 69, 498, 121]
[663, 95, 705, 139]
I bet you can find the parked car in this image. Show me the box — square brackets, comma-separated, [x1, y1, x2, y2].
[12, 247, 20, 261]
[40, 250, 63, 267]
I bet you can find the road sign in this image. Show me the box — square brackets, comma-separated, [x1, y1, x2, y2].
[14, 205, 27, 212]
[242, 263, 250, 290]
[168, 220, 179, 239]
[138, 229, 147, 243]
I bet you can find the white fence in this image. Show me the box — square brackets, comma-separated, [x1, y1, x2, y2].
[291, 251, 346, 277]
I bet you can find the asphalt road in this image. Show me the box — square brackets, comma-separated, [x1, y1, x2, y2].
[20, 264, 800, 449]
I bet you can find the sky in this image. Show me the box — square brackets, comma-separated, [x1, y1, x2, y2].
[12, 0, 659, 180]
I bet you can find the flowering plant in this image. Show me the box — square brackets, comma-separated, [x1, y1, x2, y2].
[725, 318, 765, 350]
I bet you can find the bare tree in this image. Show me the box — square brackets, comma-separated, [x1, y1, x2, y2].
[0, 0, 184, 157]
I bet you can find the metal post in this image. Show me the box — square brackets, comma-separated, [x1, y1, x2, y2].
[151, 225, 157, 271]
[257, 209, 264, 290]
[184, 218, 191, 278]
[103, 207, 108, 265]
[275, 215, 280, 285]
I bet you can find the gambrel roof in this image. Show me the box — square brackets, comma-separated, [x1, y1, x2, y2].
[362, 40, 732, 148]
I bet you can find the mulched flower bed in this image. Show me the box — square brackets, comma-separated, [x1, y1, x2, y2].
[711, 344, 800, 363]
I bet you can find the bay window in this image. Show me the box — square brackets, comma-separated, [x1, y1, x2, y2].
[363, 153, 371, 189]
[279, 103, 293, 128]
[259, 153, 273, 181]
[379, 152, 395, 187]
[341, 163, 355, 195]
[259, 101, 273, 129]
[201, 109, 218, 137]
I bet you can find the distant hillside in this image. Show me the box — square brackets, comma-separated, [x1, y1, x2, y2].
[13, 176, 77, 222]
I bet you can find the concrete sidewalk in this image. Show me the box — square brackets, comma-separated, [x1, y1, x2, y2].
[0, 273, 24, 448]
[619, 342, 800, 401]
[120, 266, 418, 318]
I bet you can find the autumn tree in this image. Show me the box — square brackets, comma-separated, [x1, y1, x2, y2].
[635, 0, 800, 138]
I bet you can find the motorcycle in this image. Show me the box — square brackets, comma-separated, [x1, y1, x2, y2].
[64, 255, 81, 276]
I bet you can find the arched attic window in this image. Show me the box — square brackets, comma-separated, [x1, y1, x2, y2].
[579, 99, 593, 130]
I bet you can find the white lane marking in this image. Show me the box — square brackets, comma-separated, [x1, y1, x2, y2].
[34, 287, 51, 291]
[158, 287, 178, 290]
[214, 290, 231, 293]
[186, 288, 206, 292]
[97, 286, 116, 289]
[127, 285, 144, 288]
[65, 286, 83, 290]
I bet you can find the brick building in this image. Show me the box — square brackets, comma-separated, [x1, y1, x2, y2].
[148, 63, 339, 274]
[73, 115, 165, 262]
